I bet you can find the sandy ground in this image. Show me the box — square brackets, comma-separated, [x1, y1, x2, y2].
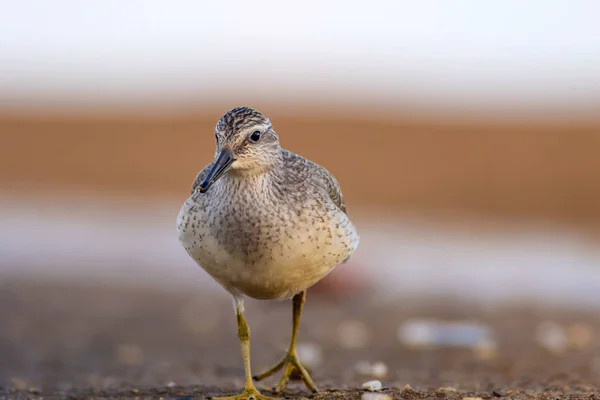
[1, 279, 600, 399]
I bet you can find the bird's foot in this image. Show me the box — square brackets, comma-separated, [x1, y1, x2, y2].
[253, 351, 318, 393]
[210, 387, 280, 400]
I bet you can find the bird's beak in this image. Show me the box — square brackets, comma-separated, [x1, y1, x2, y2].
[199, 148, 234, 193]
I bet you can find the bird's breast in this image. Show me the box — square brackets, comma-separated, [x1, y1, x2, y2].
[177, 183, 358, 299]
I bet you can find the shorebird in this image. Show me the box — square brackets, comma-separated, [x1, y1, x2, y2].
[177, 107, 359, 400]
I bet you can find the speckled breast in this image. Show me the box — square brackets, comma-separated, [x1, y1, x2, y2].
[177, 189, 358, 300]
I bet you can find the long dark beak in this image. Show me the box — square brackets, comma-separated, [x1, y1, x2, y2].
[199, 148, 234, 193]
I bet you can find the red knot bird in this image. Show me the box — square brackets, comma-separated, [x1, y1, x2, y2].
[177, 106, 359, 400]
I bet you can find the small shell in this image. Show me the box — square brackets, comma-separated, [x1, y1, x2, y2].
[402, 384, 415, 392]
[362, 380, 383, 392]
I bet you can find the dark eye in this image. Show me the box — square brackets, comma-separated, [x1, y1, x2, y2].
[250, 131, 261, 142]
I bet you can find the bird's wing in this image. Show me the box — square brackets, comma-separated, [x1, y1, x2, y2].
[313, 163, 347, 214]
[311, 161, 353, 263]
[282, 149, 348, 214]
[190, 162, 214, 195]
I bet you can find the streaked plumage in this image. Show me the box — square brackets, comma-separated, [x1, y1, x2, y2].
[178, 108, 358, 300]
[175, 106, 359, 399]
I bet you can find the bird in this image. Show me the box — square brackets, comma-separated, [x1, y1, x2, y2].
[177, 106, 359, 400]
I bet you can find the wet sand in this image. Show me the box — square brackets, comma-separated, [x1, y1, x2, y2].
[1, 279, 599, 399]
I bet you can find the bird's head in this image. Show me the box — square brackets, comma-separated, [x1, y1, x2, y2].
[199, 107, 281, 193]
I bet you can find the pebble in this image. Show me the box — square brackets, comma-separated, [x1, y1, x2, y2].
[535, 321, 567, 354]
[362, 380, 383, 392]
[402, 384, 415, 392]
[463, 397, 483, 400]
[437, 386, 457, 393]
[398, 319, 494, 349]
[355, 361, 388, 378]
[361, 394, 392, 400]
[338, 320, 369, 348]
[296, 343, 323, 369]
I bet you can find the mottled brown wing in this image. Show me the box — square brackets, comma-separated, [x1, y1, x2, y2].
[314, 163, 347, 214]
[313, 163, 352, 263]
[281, 150, 347, 214]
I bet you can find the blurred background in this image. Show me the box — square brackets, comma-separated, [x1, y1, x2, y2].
[1, 0, 600, 394]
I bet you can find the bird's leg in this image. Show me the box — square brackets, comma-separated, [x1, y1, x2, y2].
[212, 298, 279, 400]
[253, 291, 317, 393]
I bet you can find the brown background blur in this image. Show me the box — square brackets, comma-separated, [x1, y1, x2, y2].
[2, 109, 599, 227]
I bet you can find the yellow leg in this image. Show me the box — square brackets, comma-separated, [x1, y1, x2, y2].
[253, 291, 317, 393]
[212, 299, 279, 400]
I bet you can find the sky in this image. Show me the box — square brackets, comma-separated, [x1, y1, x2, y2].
[1, 0, 599, 112]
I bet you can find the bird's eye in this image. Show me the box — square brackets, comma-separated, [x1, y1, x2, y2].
[250, 131, 261, 142]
